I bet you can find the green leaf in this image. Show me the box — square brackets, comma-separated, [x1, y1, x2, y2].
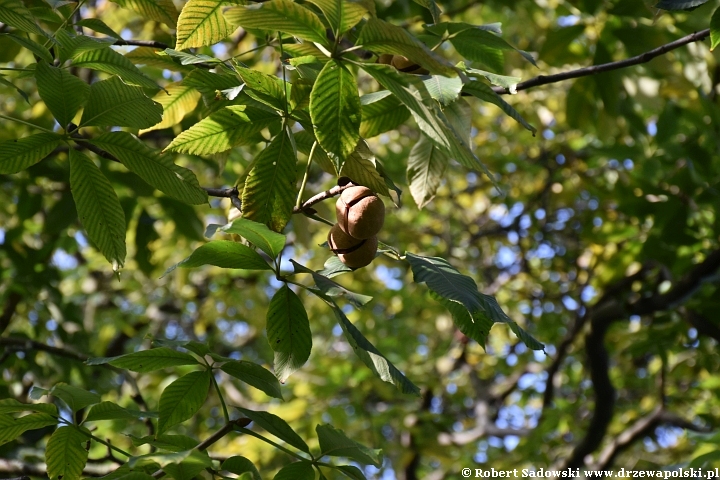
[294, 129, 336, 174]
[463, 64, 521, 92]
[76, 18, 123, 39]
[158, 370, 211, 434]
[316, 424, 382, 466]
[46, 426, 89, 480]
[221, 361, 284, 399]
[234, 406, 310, 453]
[50, 383, 101, 413]
[129, 434, 198, 451]
[0, 412, 57, 445]
[443, 98, 472, 145]
[234, 66, 290, 111]
[360, 91, 410, 138]
[317, 255, 353, 278]
[222, 456, 262, 480]
[55, 29, 113, 62]
[85, 401, 158, 422]
[333, 305, 420, 395]
[90, 131, 208, 205]
[504, 319, 545, 351]
[291, 260, 373, 308]
[69, 149, 127, 267]
[36, 61, 89, 128]
[422, 75, 463, 105]
[310, 60, 361, 162]
[305, 0, 367, 34]
[655, 0, 709, 10]
[163, 240, 271, 277]
[449, 29, 513, 72]
[339, 140, 390, 196]
[0, 399, 58, 415]
[407, 134, 447, 209]
[164, 105, 280, 155]
[126, 47, 195, 73]
[266, 284, 312, 383]
[337, 465, 368, 480]
[0, 74, 30, 103]
[431, 291, 492, 348]
[176, 0, 235, 50]
[5, 33, 52, 62]
[0, 132, 62, 174]
[357, 18, 455, 76]
[412, 0, 441, 23]
[224, 0, 328, 45]
[0, 0, 45, 35]
[209, 218, 287, 259]
[139, 83, 201, 134]
[72, 47, 159, 89]
[462, 80, 536, 134]
[86, 347, 200, 372]
[80, 76, 163, 128]
[712, 7, 720, 50]
[241, 128, 297, 232]
[162, 451, 212, 480]
[273, 462, 315, 480]
[111, 0, 178, 27]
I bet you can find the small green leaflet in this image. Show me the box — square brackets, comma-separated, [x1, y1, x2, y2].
[76, 18, 123, 39]
[222, 456, 262, 480]
[712, 7, 720, 50]
[224, 0, 328, 46]
[206, 218, 287, 259]
[90, 131, 208, 205]
[310, 60, 361, 162]
[242, 128, 298, 233]
[0, 132, 62, 174]
[80, 76, 163, 129]
[305, 0, 367, 34]
[6, 33, 53, 62]
[46, 427, 89, 480]
[407, 134, 448, 209]
[0, 399, 58, 415]
[86, 347, 199, 372]
[291, 260, 373, 308]
[337, 465, 368, 480]
[50, 383, 101, 413]
[36, 61, 89, 128]
[69, 149, 127, 268]
[462, 81, 536, 134]
[139, 83, 201, 134]
[85, 401, 158, 422]
[164, 105, 280, 155]
[163, 451, 212, 479]
[0, 413, 57, 446]
[163, 240, 271, 277]
[333, 305, 420, 395]
[339, 140, 390, 196]
[175, 0, 235, 50]
[234, 406, 310, 453]
[316, 424, 382, 466]
[422, 75, 463, 105]
[158, 370, 211, 434]
[266, 285, 312, 382]
[357, 17, 455, 76]
[220, 360, 284, 399]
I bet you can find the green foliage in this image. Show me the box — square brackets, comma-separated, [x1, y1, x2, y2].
[266, 285, 312, 382]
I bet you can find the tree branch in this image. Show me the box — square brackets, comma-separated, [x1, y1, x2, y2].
[493, 29, 711, 95]
[0, 290, 22, 335]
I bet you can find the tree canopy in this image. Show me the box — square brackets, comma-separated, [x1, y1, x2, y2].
[1, 0, 720, 478]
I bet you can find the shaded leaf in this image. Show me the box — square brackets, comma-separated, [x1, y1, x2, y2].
[0, 399, 58, 415]
[337, 465, 368, 480]
[158, 370, 211, 434]
[222, 456, 261, 480]
[80, 76, 163, 128]
[76, 18, 123, 39]
[50, 383, 101, 413]
[0, 132, 62, 174]
[234, 406, 310, 453]
[85, 401, 158, 422]
[0, 0, 45, 34]
[46, 427, 89, 480]
[655, 0, 709, 10]
[72, 47, 158, 89]
[266, 285, 312, 382]
[360, 91, 410, 138]
[305, 0, 367, 34]
[36, 61, 89, 128]
[208, 218, 287, 259]
[412, 0, 441, 23]
[162, 451, 212, 480]
[273, 461, 315, 480]
[69, 149, 127, 267]
[712, 7, 720, 50]
[339, 140, 390, 196]
[163, 240, 271, 277]
[6, 33, 52, 62]
[422, 75, 462, 105]
[0, 413, 57, 446]
[224, 0, 328, 45]
[462, 80, 536, 134]
[316, 424, 382, 466]
[221, 361, 284, 399]
[407, 134, 447, 209]
[86, 347, 199, 372]
[291, 260, 373, 308]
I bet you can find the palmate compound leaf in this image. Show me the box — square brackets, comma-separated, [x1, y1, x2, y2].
[234, 406, 310, 453]
[162, 240, 272, 277]
[80, 76, 163, 129]
[224, 0, 328, 45]
[0, 132, 62, 174]
[86, 346, 199, 373]
[35, 61, 89, 128]
[309, 59, 361, 162]
[266, 285, 312, 383]
[164, 105, 281, 155]
[316, 424, 382, 467]
[406, 253, 544, 350]
[332, 305, 420, 395]
[407, 134, 448, 209]
[305, 0, 367, 34]
[139, 83, 201, 134]
[220, 360, 284, 399]
[175, 0, 236, 50]
[0, 412, 57, 446]
[69, 150, 127, 268]
[241, 128, 298, 233]
[158, 369, 211, 434]
[206, 218, 287, 259]
[357, 17, 456, 76]
[359, 90, 411, 139]
[90, 131, 208, 205]
[46, 426, 89, 480]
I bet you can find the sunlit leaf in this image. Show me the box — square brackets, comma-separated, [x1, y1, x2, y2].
[163, 240, 271, 277]
[176, 0, 236, 50]
[407, 134, 448, 209]
[36, 61, 89, 128]
[339, 140, 390, 196]
[111, 0, 178, 27]
[86, 347, 199, 372]
[139, 84, 201, 134]
[85, 401, 158, 422]
[50, 383, 101, 413]
[224, 0, 328, 45]
[462, 80, 536, 134]
[72, 47, 159, 89]
[360, 91, 410, 138]
[209, 218, 287, 259]
[221, 361, 284, 399]
[305, 0, 367, 34]
[46, 426, 89, 480]
[80, 76, 162, 128]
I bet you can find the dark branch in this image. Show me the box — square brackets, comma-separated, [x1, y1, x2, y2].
[0, 290, 22, 335]
[493, 29, 711, 95]
[113, 39, 170, 49]
[0, 337, 89, 362]
[293, 183, 355, 214]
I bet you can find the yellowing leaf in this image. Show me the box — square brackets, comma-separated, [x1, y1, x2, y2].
[176, 0, 236, 50]
[139, 84, 201, 134]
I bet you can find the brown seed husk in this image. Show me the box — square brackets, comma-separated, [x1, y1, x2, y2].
[327, 224, 378, 269]
[336, 186, 385, 240]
